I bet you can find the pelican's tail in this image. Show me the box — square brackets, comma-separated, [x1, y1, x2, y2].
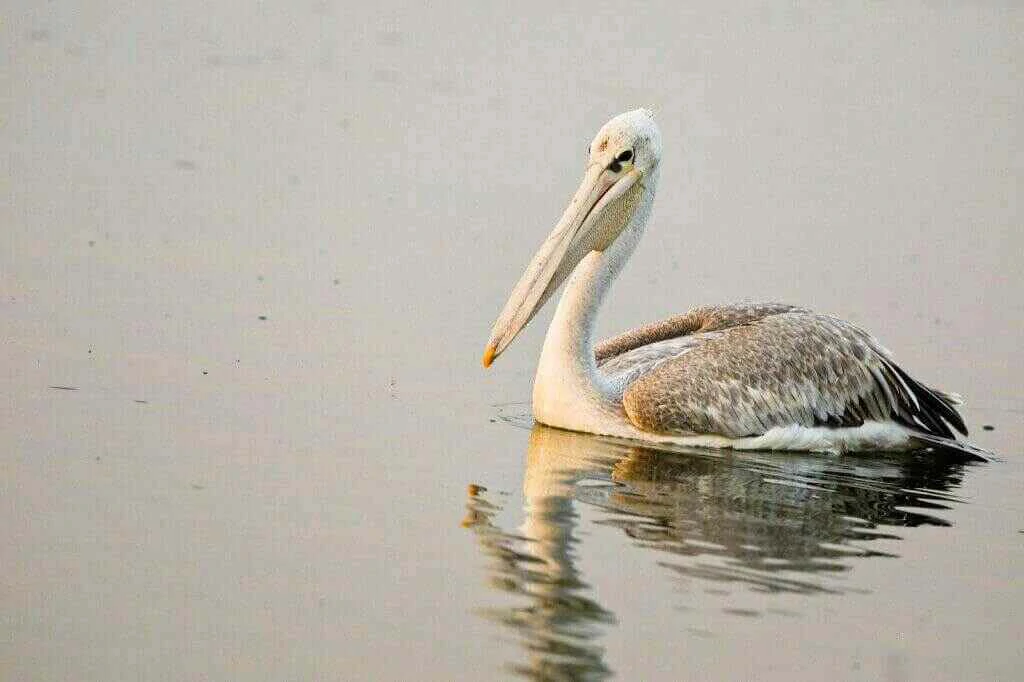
[930, 388, 964, 406]
[909, 432, 993, 463]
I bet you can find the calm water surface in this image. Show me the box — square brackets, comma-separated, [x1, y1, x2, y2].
[3, 2, 1022, 680]
[465, 417, 1012, 680]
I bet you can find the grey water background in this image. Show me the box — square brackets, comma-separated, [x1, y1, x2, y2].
[3, 2, 1022, 680]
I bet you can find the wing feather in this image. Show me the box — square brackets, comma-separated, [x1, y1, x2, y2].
[616, 309, 967, 440]
[595, 302, 806, 363]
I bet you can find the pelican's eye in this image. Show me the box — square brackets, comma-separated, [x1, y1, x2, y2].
[608, 149, 634, 173]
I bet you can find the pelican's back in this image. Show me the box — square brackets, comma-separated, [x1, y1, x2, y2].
[596, 304, 967, 444]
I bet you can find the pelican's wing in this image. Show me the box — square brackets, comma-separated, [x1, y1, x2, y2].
[596, 302, 806, 362]
[596, 303, 806, 388]
[614, 308, 966, 439]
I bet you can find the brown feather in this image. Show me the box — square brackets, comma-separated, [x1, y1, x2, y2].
[594, 304, 967, 440]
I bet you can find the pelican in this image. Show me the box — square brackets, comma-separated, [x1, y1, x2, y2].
[483, 108, 973, 454]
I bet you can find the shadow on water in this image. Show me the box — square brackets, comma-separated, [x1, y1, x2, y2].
[462, 421, 979, 681]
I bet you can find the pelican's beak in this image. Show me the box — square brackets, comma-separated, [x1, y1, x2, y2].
[483, 163, 642, 367]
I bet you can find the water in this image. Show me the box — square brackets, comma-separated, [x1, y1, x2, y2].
[465, 417, 1016, 680]
[3, 2, 1022, 680]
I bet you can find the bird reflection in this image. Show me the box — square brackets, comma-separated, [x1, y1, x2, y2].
[462, 423, 975, 681]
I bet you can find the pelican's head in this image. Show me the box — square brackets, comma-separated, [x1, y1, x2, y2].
[483, 109, 662, 367]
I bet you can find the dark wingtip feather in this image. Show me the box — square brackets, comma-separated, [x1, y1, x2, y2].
[887, 363, 968, 437]
[909, 433, 992, 463]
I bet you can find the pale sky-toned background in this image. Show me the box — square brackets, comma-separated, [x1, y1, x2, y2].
[3, 2, 1022, 680]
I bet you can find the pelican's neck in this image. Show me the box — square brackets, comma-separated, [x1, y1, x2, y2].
[532, 170, 658, 433]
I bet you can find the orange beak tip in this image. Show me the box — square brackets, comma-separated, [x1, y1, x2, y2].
[482, 345, 496, 368]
